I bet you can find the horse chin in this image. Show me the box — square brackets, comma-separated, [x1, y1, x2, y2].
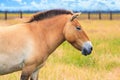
[73, 45, 92, 56]
[81, 48, 92, 56]
[81, 52, 89, 56]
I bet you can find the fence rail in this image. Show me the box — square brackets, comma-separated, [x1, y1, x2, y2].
[0, 11, 120, 20]
[86, 12, 114, 20]
[2, 11, 23, 20]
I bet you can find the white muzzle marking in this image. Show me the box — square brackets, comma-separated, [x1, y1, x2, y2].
[82, 41, 93, 56]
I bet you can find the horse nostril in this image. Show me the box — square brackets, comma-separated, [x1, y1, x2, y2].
[90, 47, 93, 51]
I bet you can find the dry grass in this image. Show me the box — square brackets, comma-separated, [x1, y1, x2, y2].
[0, 13, 32, 19]
[79, 13, 120, 20]
[0, 19, 120, 80]
[1, 13, 120, 20]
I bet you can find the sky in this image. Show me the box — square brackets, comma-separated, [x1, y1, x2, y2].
[0, 0, 120, 11]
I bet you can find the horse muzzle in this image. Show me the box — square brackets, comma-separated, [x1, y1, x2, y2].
[82, 41, 93, 56]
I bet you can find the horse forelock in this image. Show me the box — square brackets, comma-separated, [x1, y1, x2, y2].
[27, 9, 73, 23]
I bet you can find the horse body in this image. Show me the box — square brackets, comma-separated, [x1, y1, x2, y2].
[0, 9, 93, 80]
[0, 15, 67, 75]
[0, 24, 34, 74]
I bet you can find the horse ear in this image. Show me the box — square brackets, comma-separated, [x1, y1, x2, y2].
[71, 12, 81, 21]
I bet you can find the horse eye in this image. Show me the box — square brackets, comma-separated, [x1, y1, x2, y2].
[76, 27, 81, 30]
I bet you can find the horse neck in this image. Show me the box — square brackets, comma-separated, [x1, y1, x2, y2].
[31, 15, 68, 54]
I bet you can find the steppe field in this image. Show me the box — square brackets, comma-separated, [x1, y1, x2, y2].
[0, 13, 120, 80]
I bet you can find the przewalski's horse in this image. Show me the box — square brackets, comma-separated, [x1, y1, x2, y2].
[0, 9, 93, 80]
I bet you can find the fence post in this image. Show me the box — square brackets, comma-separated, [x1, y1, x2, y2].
[88, 12, 90, 19]
[5, 11, 7, 20]
[110, 12, 112, 20]
[20, 11, 22, 18]
[99, 12, 101, 20]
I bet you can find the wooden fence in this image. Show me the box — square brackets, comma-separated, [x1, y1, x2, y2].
[3, 11, 23, 20]
[0, 11, 120, 20]
[87, 12, 113, 20]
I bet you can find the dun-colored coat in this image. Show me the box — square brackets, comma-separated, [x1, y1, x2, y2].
[0, 9, 92, 80]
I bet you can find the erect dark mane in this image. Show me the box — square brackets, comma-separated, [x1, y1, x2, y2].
[27, 9, 73, 23]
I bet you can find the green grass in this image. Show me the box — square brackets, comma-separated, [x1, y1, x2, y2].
[48, 42, 96, 67]
[0, 19, 120, 80]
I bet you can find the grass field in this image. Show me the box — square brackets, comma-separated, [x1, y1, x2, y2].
[79, 13, 120, 20]
[0, 13, 32, 20]
[0, 18, 120, 80]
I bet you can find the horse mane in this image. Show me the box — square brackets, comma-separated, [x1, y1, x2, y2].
[27, 9, 73, 23]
